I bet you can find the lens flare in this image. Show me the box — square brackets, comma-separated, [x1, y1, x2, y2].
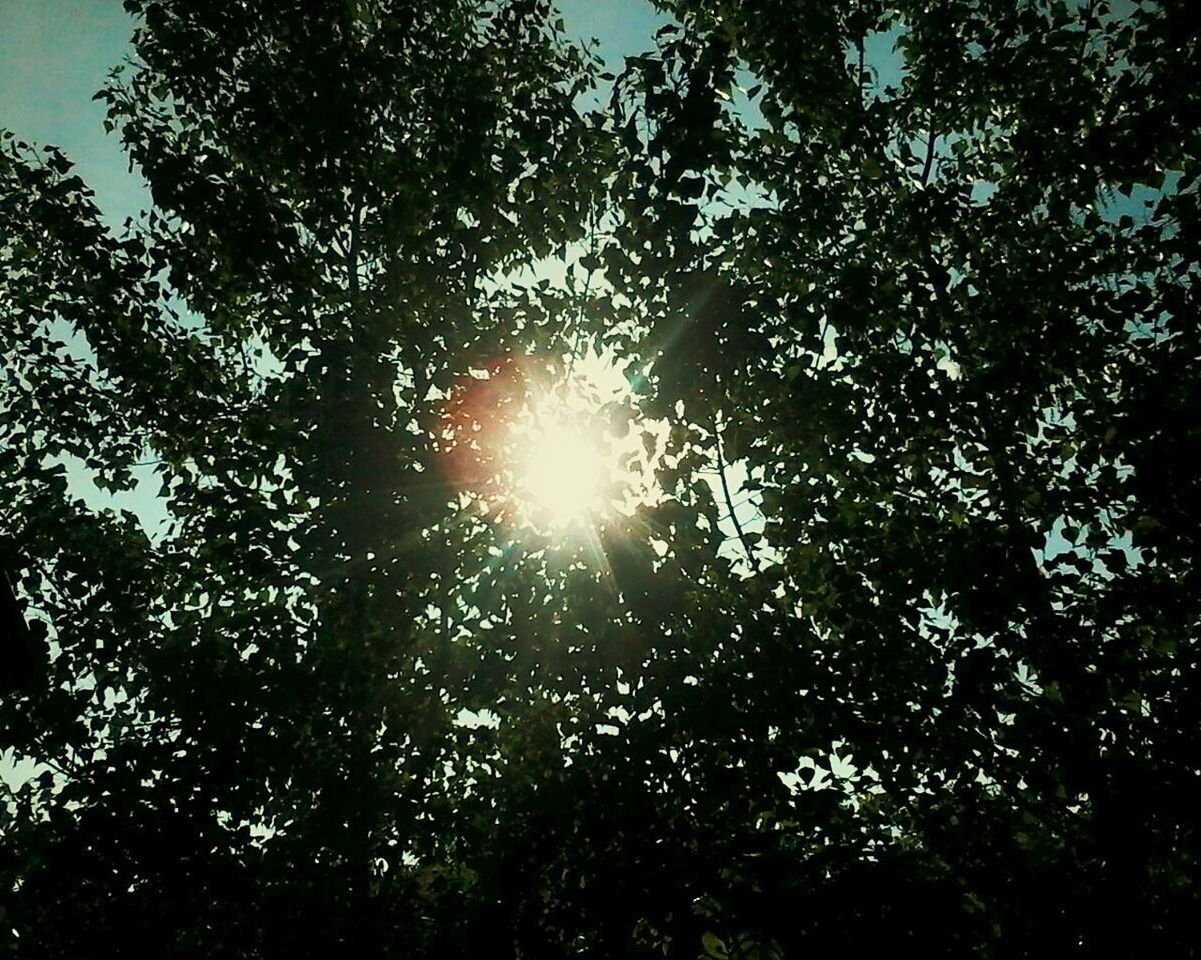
[513, 407, 607, 527]
[440, 353, 665, 539]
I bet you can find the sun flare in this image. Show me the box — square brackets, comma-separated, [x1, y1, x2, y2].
[442, 353, 665, 538]
[513, 405, 609, 527]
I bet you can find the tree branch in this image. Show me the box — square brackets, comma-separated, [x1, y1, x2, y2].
[856, 35, 866, 112]
[713, 409, 759, 573]
[920, 128, 937, 186]
[348, 189, 363, 297]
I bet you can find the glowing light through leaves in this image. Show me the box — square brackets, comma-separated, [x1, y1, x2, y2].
[440, 354, 664, 540]
[513, 406, 608, 527]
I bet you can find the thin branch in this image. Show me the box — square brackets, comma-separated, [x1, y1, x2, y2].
[347, 188, 363, 298]
[713, 409, 759, 573]
[856, 35, 866, 112]
[564, 199, 599, 383]
[920, 128, 937, 187]
[809, 315, 832, 371]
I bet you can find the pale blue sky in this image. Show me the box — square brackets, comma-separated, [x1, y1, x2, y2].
[0, 0, 149, 222]
[0, 0, 666, 226]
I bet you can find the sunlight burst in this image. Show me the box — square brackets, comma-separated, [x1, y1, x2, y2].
[441, 352, 665, 540]
[515, 415, 608, 527]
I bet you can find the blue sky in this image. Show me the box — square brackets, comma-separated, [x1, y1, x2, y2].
[0, 0, 666, 226]
[0, 0, 150, 223]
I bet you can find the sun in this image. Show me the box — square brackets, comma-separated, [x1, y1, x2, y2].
[441, 352, 665, 538]
[512, 398, 609, 528]
[441, 350, 667, 540]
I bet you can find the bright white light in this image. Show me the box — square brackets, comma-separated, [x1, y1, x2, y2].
[443, 351, 667, 537]
[515, 415, 607, 527]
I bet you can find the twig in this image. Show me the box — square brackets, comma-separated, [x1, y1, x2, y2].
[857, 35, 866, 112]
[564, 200, 599, 384]
[348, 188, 363, 297]
[713, 409, 759, 573]
[920, 128, 937, 186]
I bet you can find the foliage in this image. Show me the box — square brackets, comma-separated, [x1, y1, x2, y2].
[2, 0, 1199, 956]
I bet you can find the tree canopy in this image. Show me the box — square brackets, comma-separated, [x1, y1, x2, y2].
[2, 0, 1199, 956]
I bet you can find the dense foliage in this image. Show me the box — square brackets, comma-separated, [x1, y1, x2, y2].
[2, 0, 1198, 956]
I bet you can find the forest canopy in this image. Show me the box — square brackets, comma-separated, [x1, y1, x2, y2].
[1, 1, 1198, 956]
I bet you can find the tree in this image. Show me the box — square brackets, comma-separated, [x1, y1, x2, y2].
[2, 0, 1198, 957]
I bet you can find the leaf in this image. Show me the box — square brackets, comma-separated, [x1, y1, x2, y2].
[702, 933, 730, 959]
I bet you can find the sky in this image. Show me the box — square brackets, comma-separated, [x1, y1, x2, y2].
[0, 0, 667, 227]
[0, 0, 150, 224]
